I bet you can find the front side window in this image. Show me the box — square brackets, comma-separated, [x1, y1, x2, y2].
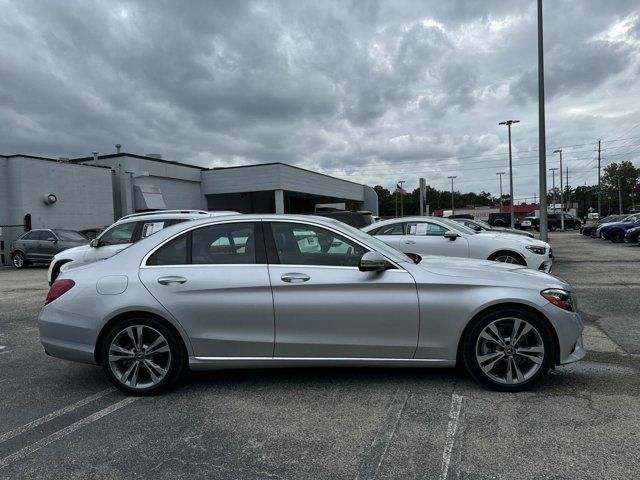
[270, 222, 366, 267]
[99, 222, 137, 246]
[40, 231, 57, 241]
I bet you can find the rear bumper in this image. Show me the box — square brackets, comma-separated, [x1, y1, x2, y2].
[38, 304, 98, 365]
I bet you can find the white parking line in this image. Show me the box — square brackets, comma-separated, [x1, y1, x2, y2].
[0, 388, 115, 444]
[0, 396, 139, 470]
[439, 393, 465, 480]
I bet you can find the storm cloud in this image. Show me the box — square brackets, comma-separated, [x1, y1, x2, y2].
[1, 0, 639, 201]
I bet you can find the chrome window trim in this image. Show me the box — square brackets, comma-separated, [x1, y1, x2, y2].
[140, 218, 407, 271]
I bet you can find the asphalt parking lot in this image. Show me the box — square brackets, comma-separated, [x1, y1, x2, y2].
[0, 232, 639, 480]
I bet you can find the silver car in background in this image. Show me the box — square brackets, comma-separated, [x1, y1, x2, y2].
[39, 215, 584, 395]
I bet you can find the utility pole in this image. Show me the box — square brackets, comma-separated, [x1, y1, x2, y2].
[566, 165, 570, 208]
[398, 180, 406, 217]
[553, 149, 564, 229]
[499, 120, 520, 228]
[537, 0, 548, 242]
[496, 172, 505, 211]
[618, 176, 623, 214]
[419, 178, 426, 216]
[550, 168, 558, 213]
[448, 176, 457, 216]
[597, 139, 602, 215]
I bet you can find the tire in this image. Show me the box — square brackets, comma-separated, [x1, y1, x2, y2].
[494, 220, 506, 227]
[549, 223, 557, 232]
[12, 251, 28, 269]
[462, 307, 554, 392]
[609, 229, 624, 243]
[488, 251, 526, 266]
[100, 317, 185, 396]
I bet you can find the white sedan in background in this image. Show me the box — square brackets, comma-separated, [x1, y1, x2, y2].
[363, 217, 553, 272]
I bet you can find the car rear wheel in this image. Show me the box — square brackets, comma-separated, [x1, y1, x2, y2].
[101, 318, 185, 395]
[12, 252, 27, 269]
[609, 229, 624, 243]
[462, 308, 554, 391]
[549, 223, 557, 232]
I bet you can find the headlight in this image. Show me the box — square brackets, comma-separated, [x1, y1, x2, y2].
[525, 245, 546, 255]
[541, 288, 575, 311]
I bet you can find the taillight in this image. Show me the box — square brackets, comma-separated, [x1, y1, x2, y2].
[45, 279, 75, 305]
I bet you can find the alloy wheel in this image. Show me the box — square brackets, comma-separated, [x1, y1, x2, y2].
[492, 254, 521, 264]
[108, 325, 171, 390]
[13, 253, 24, 268]
[475, 317, 545, 385]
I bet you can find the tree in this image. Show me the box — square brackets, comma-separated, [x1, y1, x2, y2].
[602, 161, 640, 213]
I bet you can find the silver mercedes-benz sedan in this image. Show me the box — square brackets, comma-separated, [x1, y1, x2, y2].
[38, 215, 585, 395]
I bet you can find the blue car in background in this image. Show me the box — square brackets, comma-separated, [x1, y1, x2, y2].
[600, 216, 640, 243]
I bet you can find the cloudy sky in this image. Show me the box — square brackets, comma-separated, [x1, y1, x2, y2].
[1, 0, 639, 201]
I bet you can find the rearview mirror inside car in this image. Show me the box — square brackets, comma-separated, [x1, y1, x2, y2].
[359, 251, 388, 272]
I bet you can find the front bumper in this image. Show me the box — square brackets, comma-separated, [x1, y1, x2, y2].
[542, 303, 585, 365]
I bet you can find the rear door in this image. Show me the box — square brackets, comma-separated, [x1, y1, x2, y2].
[139, 221, 274, 357]
[400, 221, 470, 258]
[266, 220, 419, 358]
[19, 231, 42, 261]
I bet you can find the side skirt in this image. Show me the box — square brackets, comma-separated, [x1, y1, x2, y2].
[188, 357, 455, 371]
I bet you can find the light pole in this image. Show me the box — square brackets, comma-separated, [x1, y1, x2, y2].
[553, 149, 564, 230]
[496, 172, 505, 210]
[549, 168, 558, 214]
[448, 176, 457, 216]
[499, 120, 520, 228]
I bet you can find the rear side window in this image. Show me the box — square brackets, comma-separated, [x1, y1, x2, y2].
[373, 223, 404, 236]
[147, 222, 259, 266]
[20, 231, 38, 240]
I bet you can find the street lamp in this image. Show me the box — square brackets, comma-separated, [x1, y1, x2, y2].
[553, 149, 564, 230]
[496, 172, 505, 210]
[448, 176, 457, 215]
[397, 180, 406, 217]
[499, 120, 520, 228]
[549, 168, 558, 214]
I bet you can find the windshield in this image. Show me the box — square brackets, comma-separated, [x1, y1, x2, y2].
[324, 219, 413, 263]
[53, 230, 88, 241]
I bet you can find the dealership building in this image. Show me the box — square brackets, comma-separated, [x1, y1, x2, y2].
[0, 152, 378, 265]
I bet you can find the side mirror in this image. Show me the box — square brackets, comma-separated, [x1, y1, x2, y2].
[90, 238, 100, 248]
[444, 231, 460, 241]
[359, 251, 388, 272]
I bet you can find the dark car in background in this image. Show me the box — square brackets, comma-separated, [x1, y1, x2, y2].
[581, 215, 624, 236]
[531, 213, 581, 231]
[624, 225, 640, 245]
[310, 209, 375, 228]
[487, 212, 521, 229]
[10, 229, 89, 269]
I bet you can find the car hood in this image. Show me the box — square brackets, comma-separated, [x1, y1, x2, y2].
[472, 232, 548, 248]
[56, 244, 91, 257]
[414, 255, 569, 290]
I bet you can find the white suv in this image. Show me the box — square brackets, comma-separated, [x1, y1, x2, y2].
[47, 210, 238, 284]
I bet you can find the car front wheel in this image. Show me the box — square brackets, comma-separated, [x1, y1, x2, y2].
[12, 252, 27, 269]
[462, 308, 554, 391]
[609, 229, 624, 243]
[488, 251, 526, 265]
[101, 317, 185, 395]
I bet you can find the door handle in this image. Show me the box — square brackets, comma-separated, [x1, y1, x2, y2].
[281, 272, 310, 283]
[404, 240, 416, 244]
[157, 276, 187, 285]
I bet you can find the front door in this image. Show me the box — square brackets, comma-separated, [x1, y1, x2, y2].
[266, 221, 420, 359]
[400, 221, 470, 258]
[139, 221, 274, 357]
